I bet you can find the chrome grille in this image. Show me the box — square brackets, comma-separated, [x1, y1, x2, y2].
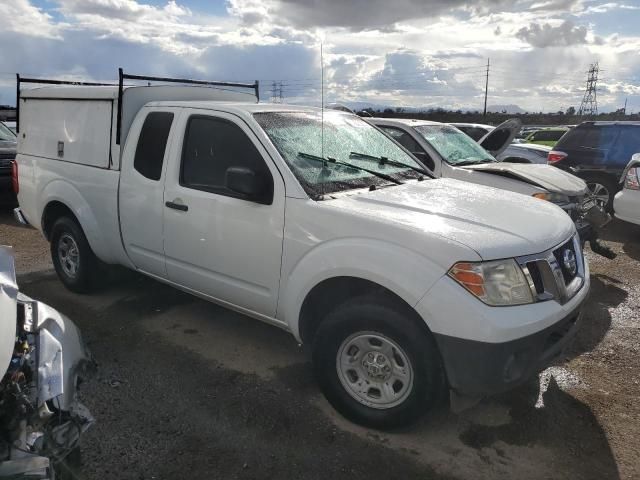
[517, 234, 585, 305]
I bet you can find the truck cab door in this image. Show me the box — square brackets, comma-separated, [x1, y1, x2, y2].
[119, 108, 176, 278]
[162, 110, 285, 317]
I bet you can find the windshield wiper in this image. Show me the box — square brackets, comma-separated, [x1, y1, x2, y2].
[454, 158, 493, 166]
[349, 152, 431, 176]
[298, 152, 403, 185]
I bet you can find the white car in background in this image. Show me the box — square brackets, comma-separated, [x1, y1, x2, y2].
[613, 153, 640, 226]
[370, 117, 614, 258]
[450, 122, 550, 164]
[499, 143, 552, 164]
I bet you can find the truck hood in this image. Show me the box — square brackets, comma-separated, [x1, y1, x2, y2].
[329, 179, 574, 260]
[0, 247, 18, 376]
[462, 163, 586, 196]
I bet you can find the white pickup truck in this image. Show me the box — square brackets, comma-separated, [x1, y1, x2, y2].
[14, 72, 589, 428]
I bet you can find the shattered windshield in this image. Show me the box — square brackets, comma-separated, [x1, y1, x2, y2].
[413, 124, 495, 165]
[0, 123, 15, 143]
[254, 111, 424, 197]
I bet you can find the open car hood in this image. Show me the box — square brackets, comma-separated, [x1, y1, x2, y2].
[478, 118, 522, 156]
[463, 162, 587, 195]
[0, 246, 18, 376]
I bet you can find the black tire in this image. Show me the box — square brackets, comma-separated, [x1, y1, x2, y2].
[581, 173, 618, 213]
[312, 296, 445, 429]
[50, 216, 103, 293]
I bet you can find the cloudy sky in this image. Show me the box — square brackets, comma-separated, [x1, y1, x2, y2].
[2, 0, 640, 112]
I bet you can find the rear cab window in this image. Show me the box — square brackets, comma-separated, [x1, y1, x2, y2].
[134, 112, 174, 180]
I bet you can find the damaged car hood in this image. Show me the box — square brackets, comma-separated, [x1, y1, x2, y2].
[0, 247, 17, 376]
[462, 163, 587, 195]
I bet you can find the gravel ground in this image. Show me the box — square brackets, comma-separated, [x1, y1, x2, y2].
[1, 209, 639, 479]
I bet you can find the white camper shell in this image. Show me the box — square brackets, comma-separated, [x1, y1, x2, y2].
[17, 76, 258, 170]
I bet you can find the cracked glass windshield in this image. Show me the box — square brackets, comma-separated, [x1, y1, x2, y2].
[254, 111, 424, 197]
[0, 122, 15, 142]
[414, 124, 495, 165]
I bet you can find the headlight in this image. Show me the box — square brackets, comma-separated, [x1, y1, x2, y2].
[448, 259, 534, 306]
[532, 192, 570, 205]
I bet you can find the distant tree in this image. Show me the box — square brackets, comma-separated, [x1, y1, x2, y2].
[383, 108, 393, 114]
[566, 106, 576, 115]
[395, 107, 405, 113]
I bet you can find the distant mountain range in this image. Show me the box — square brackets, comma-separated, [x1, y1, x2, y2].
[338, 101, 526, 114]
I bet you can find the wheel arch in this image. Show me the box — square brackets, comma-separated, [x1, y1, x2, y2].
[297, 276, 434, 346]
[39, 180, 110, 261]
[279, 237, 467, 344]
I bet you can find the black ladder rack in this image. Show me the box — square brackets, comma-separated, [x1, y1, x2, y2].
[15, 68, 260, 142]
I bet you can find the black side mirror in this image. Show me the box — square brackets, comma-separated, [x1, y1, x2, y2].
[225, 167, 273, 204]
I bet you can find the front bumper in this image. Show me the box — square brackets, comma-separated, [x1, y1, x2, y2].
[434, 303, 583, 396]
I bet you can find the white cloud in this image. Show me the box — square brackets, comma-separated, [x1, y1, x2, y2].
[0, 0, 62, 39]
[1, 0, 639, 113]
[516, 20, 592, 47]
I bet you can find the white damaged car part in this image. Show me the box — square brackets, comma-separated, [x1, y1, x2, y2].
[0, 246, 94, 479]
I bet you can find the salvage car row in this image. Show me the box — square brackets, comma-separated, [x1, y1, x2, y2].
[2, 69, 640, 477]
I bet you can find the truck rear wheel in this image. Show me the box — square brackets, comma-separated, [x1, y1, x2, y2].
[50, 216, 102, 293]
[312, 296, 445, 429]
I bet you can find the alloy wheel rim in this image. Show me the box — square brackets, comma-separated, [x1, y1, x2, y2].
[58, 233, 80, 278]
[587, 182, 610, 208]
[336, 331, 414, 409]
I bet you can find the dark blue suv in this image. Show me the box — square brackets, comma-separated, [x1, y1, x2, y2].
[549, 121, 640, 211]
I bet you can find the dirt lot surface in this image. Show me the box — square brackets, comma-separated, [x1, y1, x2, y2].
[1, 210, 639, 480]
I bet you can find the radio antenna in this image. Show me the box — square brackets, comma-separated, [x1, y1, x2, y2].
[321, 42, 325, 164]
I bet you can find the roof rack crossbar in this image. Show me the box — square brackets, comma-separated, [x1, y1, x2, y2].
[16, 75, 116, 133]
[17, 77, 116, 87]
[122, 72, 258, 91]
[115, 68, 260, 144]
[15, 68, 260, 143]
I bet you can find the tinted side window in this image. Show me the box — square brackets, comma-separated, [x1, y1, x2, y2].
[134, 112, 174, 181]
[610, 126, 640, 164]
[533, 130, 559, 141]
[381, 126, 422, 153]
[463, 127, 489, 142]
[181, 116, 271, 196]
[558, 125, 618, 150]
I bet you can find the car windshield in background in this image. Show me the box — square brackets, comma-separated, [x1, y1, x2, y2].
[254, 111, 424, 197]
[0, 123, 15, 142]
[413, 124, 495, 165]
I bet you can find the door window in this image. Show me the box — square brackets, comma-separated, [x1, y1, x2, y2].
[180, 116, 272, 199]
[133, 112, 174, 181]
[380, 126, 435, 170]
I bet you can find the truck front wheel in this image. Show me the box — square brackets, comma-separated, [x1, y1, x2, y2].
[312, 296, 445, 429]
[50, 217, 102, 293]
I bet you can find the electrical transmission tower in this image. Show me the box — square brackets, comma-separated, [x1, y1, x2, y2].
[578, 62, 599, 116]
[270, 81, 284, 103]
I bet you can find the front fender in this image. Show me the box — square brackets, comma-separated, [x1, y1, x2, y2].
[278, 237, 476, 342]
